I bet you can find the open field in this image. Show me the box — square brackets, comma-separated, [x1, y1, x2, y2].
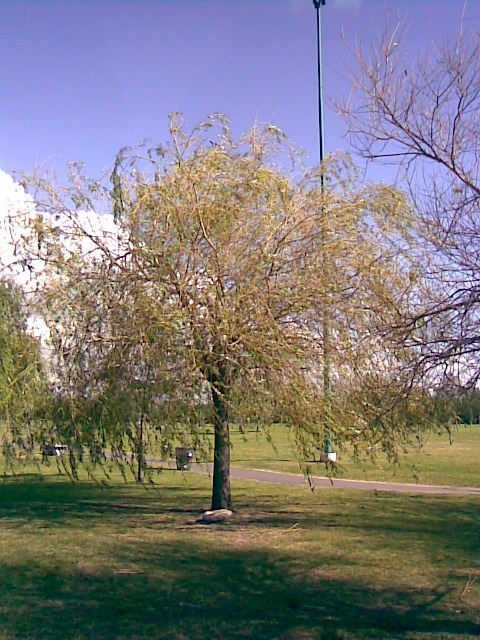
[0, 469, 479, 640]
[223, 424, 480, 488]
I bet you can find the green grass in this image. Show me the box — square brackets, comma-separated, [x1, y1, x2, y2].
[223, 424, 480, 488]
[0, 469, 479, 639]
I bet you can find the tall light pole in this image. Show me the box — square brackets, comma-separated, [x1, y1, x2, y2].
[314, 0, 326, 171]
[313, 0, 334, 461]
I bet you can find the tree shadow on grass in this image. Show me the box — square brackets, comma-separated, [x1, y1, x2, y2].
[1, 541, 479, 640]
[0, 476, 479, 639]
[0, 473, 208, 527]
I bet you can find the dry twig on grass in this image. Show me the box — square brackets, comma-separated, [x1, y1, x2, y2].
[274, 522, 300, 536]
[460, 571, 479, 598]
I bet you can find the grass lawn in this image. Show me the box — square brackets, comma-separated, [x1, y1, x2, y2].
[224, 424, 480, 488]
[0, 469, 479, 639]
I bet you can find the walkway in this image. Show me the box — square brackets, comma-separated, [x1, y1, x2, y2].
[189, 463, 480, 496]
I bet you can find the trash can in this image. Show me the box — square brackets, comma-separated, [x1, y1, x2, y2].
[42, 443, 68, 457]
[175, 447, 194, 471]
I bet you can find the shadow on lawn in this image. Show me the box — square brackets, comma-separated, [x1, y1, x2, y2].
[0, 476, 479, 640]
[0, 472, 206, 524]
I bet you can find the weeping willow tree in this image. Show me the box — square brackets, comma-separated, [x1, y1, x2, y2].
[0, 281, 49, 469]
[19, 114, 422, 509]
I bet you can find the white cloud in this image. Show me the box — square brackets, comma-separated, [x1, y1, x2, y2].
[0, 169, 128, 350]
[0, 170, 37, 282]
[0, 170, 33, 215]
[0, 169, 126, 285]
[48, 207, 124, 260]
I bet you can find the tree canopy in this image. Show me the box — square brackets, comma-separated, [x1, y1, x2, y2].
[0, 281, 48, 468]
[17, 114, 423, 508]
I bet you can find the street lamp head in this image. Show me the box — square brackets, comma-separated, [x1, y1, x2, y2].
[313, 0, 326, 7]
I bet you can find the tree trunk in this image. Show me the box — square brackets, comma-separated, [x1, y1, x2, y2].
[211, 382, 231, 510]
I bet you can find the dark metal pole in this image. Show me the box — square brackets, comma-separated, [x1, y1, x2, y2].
[313, 0, 333, 458]
[314, 1, 326, 169]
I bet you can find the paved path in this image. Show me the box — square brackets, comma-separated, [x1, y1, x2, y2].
[189, 463, 480, 496]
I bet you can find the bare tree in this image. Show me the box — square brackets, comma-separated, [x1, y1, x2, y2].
[339, 17, 480, 388]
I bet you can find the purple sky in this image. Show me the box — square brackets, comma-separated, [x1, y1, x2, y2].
[1, 0, 477, 180]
